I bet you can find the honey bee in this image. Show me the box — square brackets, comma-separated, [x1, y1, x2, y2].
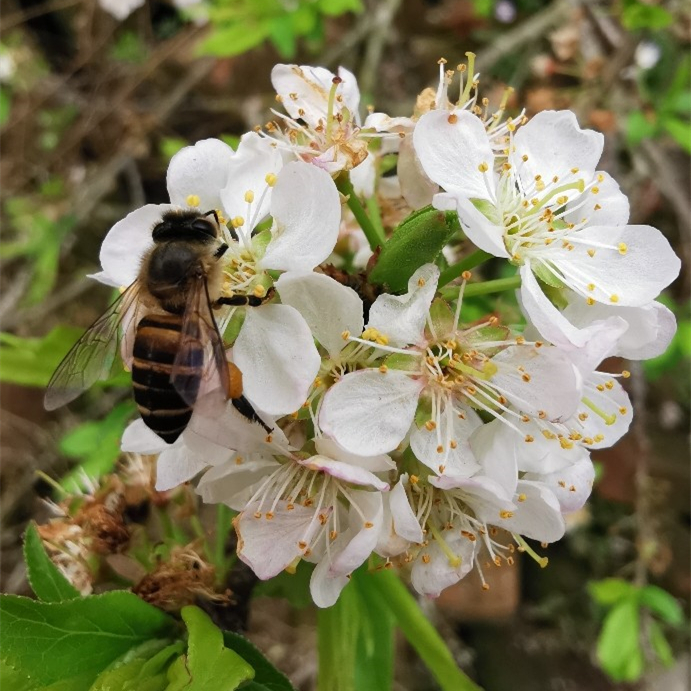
[45, 209, 271, 443]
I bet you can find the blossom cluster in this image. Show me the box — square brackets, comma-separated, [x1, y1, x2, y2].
[98, 60, 680, 606]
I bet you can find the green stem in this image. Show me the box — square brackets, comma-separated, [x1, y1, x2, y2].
[368, 569, 483, 691]
[441, 274, 521, 300]
[438, 249, 493, 287]
[214, 504, 233, 585]
[317, 586, 358, 691]
[336, 174, 386, 251]
[366, 194, 385, 240]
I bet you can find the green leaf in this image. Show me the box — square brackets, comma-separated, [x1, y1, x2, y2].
[59, 400, 136, 492]
[90, 639, 183, 691]
[23, 523, 80, 602]
[159, 136, 188, 161]
[253, 560, 313, 608]
[661, 115, 691, 154]
[316, 0, 363, 15]
[0, 327, 83, 387]
[167, 606, 254, 690]
[223, 631, 296, 691]
[648, 619, 675, 667]
[639, 585, 684, 625]
[198, 21, 272, 57]
[0, 88, 11, 127]
[0, 592, 177, 688]
[269, 17, 297, 60]
[596, 598, 644, 682]
[621, 0, 673, 30]
[588, 578, 636, 606]
[369, 206, 461, 292]
[626, 110, 658, 147]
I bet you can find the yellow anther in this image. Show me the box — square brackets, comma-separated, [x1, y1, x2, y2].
[449, 440, 458, 449]
[265, 511, 274, 520]
[422, 554, 431, 564]
[522, 373, 531, 382]
[609, 294, 620, 303]
[461, 270, 472, 280]
[597, 173, 604, 182]
[409, 475, 419, 485]
[618, 243, 628, 255]
[622, 370, 630, 378]
[436, 445, 444, 453]
[571, 167, 580, 174]
[522, 154, 529, 162]
[586, 297, 595, 305]
[558, 437, 574, 450]
[425, 420, 437, 431]
[232, 216, 245, 228]
[587, 249, 596, 257]
[364, 521, 374, 529]
[186, 194, 201, 207]
[265, 173, 277, 187]
[517, 493, 527, 502]
[499, 510, 514, 519]
[417, 277, 426, 287]
[605, 380, 614, 390]
[244, 190, 255, 203]
[341, 330, 350, 340]
[253, 284, 267, 298]
[379, 365, 388, 374]
[447, 113, 458, 124]
[524, 435, 534, 443]
[478, 162, 489, 173]
[619, 406, 628, 415]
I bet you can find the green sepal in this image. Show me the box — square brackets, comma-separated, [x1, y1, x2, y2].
[532, 263, 566, 291]
[369, 206, 461, 292]
[428, 297, 455, 336]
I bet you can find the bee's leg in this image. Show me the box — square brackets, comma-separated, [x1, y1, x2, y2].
[214, 242, 229, 259]
[204, 209, 220, 225]
[231, 395, 272, 434]
[216, 287, 276, 308]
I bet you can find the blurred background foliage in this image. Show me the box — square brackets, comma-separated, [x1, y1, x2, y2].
[0, 0, 689, 689]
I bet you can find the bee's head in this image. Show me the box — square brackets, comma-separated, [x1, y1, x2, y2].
[152, 210, 219, 243]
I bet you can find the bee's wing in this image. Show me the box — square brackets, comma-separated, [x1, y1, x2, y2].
[44, 282, 142, 410]
[170, 275, 230, 407]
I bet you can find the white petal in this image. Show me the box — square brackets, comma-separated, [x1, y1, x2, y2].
[575, 375, 633, 449]
[410, 402, 482, 477]
[299, 456, 389, 491]
[196, 456, 279, 508]
[431, 475, 514, 522]
[398, 135, 438, 209]
[275, 271, 364, 358]
[121, 419, 167, 454]
[99, 204, 170, 287]
[524, 456, 595, 514]
[166, 138, 234, 212]
[319, 369, 424, 455]
[491, 344, 581, 422]
[367, 264, 439, 347]
[411, 530, 476, 598]
[261, 162, 341, 272]
[514, 110, 603, 193]
[350, 151, 375, 197]
[314, 437, 395, 472]
[336, 66, 361, 124]
[310, 555, 349, 608]
[413, 109, 496, 200]
[330, 490, 383, 575]
[453, 197, 510, 258]
[552, 225, 680, 306]
[469, 419, 518, 495]
[562, 299, 677, 361]
[271, 64, 334, 128]
[234, 304, 321, 415]
[390, 476, 424, 543]
[155, 446, 208, 491]
[564, 172, 629, 227]
[219, 132, 283, 226]
[236, 501, 322, 580]
[498, 480, 565, 543]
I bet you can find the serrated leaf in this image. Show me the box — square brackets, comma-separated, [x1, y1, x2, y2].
[90, 639, 182, 691]
[369, 206, 460, 292]
[223, 631, 296, 691]
[596, 598, 644, 682]
[588, 578, 636, 606]
[23, 523, 80, 602]
[639, 585, 684, 625]
[0, 592, 177, 687]
[167, 606, 254, 690]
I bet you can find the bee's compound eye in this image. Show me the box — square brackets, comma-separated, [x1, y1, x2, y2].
[152, 222, 169, 241]
[191, 218, 217, 238]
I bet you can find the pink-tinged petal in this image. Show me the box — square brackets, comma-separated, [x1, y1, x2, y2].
[498, 480, 565, 543]
[469, 419, 518, 495]
[275, 272, 364, 358]
[320, 369, 424, 455]
[398, 135, 438, 209]
[565, 172, 629, 227]
[390, 476, 424, 543]
[413, 109, 496, 200]
[410, 402, 482, 477]
[98, 204, 170, 287]
[514, 110, 603, 194]
[553, 225, 680, 307]
[234, 304, 320, 416]
[314, 438, 395, 473]
[562, 299, 676, 361]
[121, 419, 167, 454]
[524, 455, 595, 514]
[310, 553, 349, 608]
[196, 456, 279, 509]
[368, 264, 439, 347]
[188, 390, 288, 453]
[299, 456, 389, 491]
[411, 530, 476, 598]
[330, 490, 383, 575]
[236, 501, 324, 580]
[167, 138, 235, 212]
[491, 344, 581, 422]
[576, 375, 633, 449]
[219, 132, 283, 226]
[453, 197, 510, 259]
[261, 162, 341, 272]
[155, 447, 208, 492]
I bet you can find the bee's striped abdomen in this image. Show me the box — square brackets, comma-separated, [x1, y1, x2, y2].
[132, 314, 201, 444]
